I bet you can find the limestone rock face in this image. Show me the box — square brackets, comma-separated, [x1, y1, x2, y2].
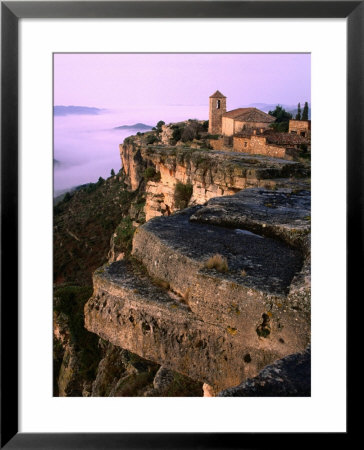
[160, 124, 174, 145]
[120, 141, 309, 221]
[85, 188, 311, 392]
[90, 341, 159, 397]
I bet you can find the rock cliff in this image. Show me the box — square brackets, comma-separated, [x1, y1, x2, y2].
[85, 135, 311, 394]
[49, 123, 313, 397]
[120, 135, 309, 221]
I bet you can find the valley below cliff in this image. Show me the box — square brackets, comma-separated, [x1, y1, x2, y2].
[53, 121, 311, 397]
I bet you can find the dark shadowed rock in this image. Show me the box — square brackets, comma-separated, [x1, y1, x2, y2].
[218, 346, 311, 396]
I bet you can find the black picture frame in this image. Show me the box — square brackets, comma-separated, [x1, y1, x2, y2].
[1, 1, 359, 448]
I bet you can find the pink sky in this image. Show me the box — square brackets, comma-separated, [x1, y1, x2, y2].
[54, 53, 310, 109]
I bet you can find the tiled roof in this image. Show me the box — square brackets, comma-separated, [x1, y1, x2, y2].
[265, 132, 309, 145]
[209, 90, 226, 98]
[223, 108, 275, 123]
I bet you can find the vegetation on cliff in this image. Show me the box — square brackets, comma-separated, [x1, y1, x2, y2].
[53, 171, 143, 395]
[173, 182, 193, 209]
[54, 171, 135, 285]
[53, 166, 202, 396]
[53, 285, 99, 396]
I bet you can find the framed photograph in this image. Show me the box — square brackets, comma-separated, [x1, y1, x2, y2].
[2, 1, 359, 448]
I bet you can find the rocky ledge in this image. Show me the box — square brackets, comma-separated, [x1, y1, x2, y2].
[85, 187, 311, 393]
[121, 141, 310, 220]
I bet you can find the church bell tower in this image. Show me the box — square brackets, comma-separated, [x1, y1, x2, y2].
[208, 90, 226, 134]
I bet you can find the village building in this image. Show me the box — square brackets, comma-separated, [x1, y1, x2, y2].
[209, 90, 275, 136]
[289, 119, 311, 137]
[208, 90, 310, 160]
[233, 128, 309, 159]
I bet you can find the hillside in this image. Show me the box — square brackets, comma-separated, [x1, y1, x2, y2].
[54, 172, 136, 285]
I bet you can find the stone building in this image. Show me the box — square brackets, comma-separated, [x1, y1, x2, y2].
[209, 90, 276, 136]
[208, 90, 227, 134]
[233, 129, 309, 160]
[289, 119, 311, 137]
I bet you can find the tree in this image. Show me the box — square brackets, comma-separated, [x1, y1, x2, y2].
[295, 103, 301, 120]
[181, 122, 200, 142]
[156, 120, 165, 132]
[63, 192, 72, 202]
[268, 105, 292, 123]
[302, 102, 309, 120]
[110, 168, 115, 177]
[268, 105, 292, 132]
[172, 126, 182, 142]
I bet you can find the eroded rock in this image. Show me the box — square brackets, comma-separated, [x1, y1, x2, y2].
[85, 188, 310, 392]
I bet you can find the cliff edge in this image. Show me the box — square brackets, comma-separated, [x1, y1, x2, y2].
[85, 134, 311, 394]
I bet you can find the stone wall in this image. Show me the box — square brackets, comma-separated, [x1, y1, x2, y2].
[289, 120, 311, 137]
[208, 136, 232, 151]
[233, 135, 298, 160]
[234, 120, 271, 135]
[221, 117, 235, 136]
[222, 118, 271, 136]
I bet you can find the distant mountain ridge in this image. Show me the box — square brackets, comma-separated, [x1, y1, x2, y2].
[54, 106, 105, 116]
[114, 123, 153, 131]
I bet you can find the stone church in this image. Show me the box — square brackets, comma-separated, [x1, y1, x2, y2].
[208, 90, 276, 136]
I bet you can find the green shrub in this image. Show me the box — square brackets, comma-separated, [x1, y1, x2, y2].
[54, 203, 62, 215]
[143, 167, 161, 182]
[63, 192, 72, 202]
[270, 122, 289, 132]
[146, 134, 158, 145]
[114, 217, 135, 254]
[181, 126, 196, 143]
[172, 127, 182, 142]
[85, 183, 97, 193]
[173, 182, 193, 210]
[156, 120, 165, 132]
[53, 285, 100, 382]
